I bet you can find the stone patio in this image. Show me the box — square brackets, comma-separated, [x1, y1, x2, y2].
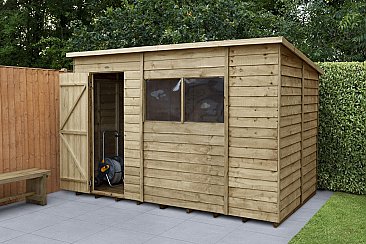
[0, 190, 333, 244]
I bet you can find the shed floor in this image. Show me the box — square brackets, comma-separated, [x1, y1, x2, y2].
[0, 190, 333, 244]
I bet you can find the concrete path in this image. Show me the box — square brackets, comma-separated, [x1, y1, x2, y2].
[0, 190, 333, 244]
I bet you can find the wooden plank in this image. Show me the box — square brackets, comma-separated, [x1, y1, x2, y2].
[144, 56, 224, 70]
[75, 62, 140, 73]
[281, 87, 301, 96]
[74, 53, 140, 65]
[229, 157, 277, 171]
[280, 114, 301, 127]
[229, 147, 277, 160]
[144, 67, 224, 79]
[281, 66, 302, 78]
[280, 105, 301, 117]
[224, 48, 229, 215]
[229, 96, 278, 107]
[281, 151, 301, 169]
[280, 188, 301, 211]
[144, 121, 224, 136]
[144, 168, 223, 185]
[229, 44, 279, 56]
[229, 127, 277, 139]
[280, 169, 301, 190]
[279, 195, 300, 221]
[280, 133, 301, 149]
[144, 177, 224, 196]
[281, 76, 302, 87]
[229, 207, 278, 222]
[280, 160, 301, 180]
[280, 124, 301, 138]
[144, 133, 224, 146]
[229, 53, 278, 66]
[229, 75, 278, 87]
[229, 137, 277, 149]
[144, 151, 224, 166]
[281, 96, 301, 106]
[229, 177, 277, 192]
[144, 160, 224, 176]
[229, 106, 278, 118]
[229, 168, 277, 182]
[139, 53, 144, 202]
[230, 65, 279, 77]
[280, 178, 301, 200]
[229, 117, 277, 129]
[229, 86, 277, 97]
[229, 197, 278, 213]
[229, 188, 277, 203]
[145, 194, 224, 213]
[144, 141, 224, 156]
[144, 47, 226, 61]
[144, 185, 223, 205]
[280, 142, 301, 159]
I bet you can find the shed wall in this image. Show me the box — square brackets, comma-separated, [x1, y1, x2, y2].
[0, 66, 60, 203]
[75, 54, 142, 200]
[279, 46, 318, 222]
[228, 44, 280, 222]
[142, 48, 226, 213]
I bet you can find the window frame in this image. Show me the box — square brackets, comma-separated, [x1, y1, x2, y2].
[144, 76, 225, 123]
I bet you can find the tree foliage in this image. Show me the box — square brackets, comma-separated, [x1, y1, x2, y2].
[0, 0, 365, 68]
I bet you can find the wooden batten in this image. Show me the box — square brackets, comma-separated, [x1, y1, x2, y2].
[63, 37, 320, 225]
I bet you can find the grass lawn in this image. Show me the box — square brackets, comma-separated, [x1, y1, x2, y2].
[290, 192, 366, 244]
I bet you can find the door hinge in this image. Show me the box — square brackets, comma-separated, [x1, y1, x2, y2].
[89, 179, 92, 187]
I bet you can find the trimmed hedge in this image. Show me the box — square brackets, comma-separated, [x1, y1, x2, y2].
[318, 62, 366, 194]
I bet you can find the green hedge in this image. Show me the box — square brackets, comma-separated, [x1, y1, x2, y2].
[318, 62, 366, 194]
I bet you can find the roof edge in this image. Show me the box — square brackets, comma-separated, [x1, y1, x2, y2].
[66, 36, 283, 58]
[280, 37, 324, 74]
[66, 36, 323, 75]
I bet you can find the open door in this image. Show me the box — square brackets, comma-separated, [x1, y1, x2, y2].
[59, 73, 90, 193]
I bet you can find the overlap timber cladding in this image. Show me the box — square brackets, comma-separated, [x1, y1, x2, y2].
[143, 48, 226, 213]
[279, 46, 318, 222]
[74, 54, 142, 200]
[228, 44, 280, 222]
[0, 66, 60, 203]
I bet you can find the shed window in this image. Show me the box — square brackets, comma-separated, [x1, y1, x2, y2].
[185, 77, 224, 123]
[145, 79, 181, 121]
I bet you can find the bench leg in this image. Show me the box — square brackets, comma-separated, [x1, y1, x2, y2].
[26, 175, 47, 206]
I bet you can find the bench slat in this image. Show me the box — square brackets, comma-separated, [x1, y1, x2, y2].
[0, 168, 51, 185]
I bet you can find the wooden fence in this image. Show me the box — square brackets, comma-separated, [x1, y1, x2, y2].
[0, 66, 60, 201]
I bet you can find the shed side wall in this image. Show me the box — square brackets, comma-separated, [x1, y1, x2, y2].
[279, 46, 318, 222]
[74, 54, 142, 200]
[142, 48, 226, 213]
[302, 64, 318, 201]
[228, 44, 280, 223]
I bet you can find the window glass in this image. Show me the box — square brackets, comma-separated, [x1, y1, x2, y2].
[184, 77, 224, 123]
[145, 79, 181, 121]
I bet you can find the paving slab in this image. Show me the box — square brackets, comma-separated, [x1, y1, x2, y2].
[0, 190, 333, 244]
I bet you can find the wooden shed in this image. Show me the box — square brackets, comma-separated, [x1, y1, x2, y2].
[60, 36, 322, 226]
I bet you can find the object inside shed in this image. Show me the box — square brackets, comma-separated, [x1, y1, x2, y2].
[93, 73, 124, 196]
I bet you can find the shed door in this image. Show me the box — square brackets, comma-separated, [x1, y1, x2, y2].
[59, 73, 90, 193]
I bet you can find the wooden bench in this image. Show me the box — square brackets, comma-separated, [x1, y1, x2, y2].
[0, 168, 51, 206]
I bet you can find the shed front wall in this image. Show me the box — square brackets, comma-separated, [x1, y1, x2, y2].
[74, 53, 143, 200]
[228, 44, 280, 222]
[142, 47, 226, 213]
[72, 43, 320, 224]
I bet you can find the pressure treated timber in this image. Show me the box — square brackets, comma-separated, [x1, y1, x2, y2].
[0, 168, 50, 206]
[65, 37, 320, 225]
